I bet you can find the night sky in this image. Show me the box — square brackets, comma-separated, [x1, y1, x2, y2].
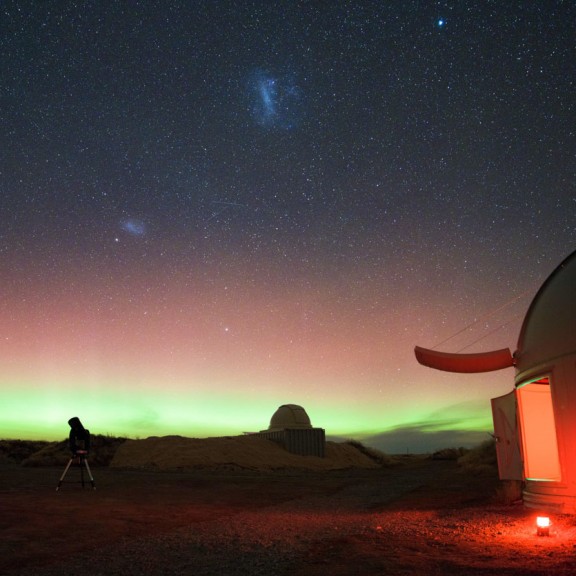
[1, 1, 575, 452]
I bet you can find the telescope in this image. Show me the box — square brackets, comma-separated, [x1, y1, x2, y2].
[56, 417, 95, 490]
[68, 416, 91, 456]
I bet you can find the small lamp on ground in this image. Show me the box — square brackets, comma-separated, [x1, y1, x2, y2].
[536, 516, 550, 536]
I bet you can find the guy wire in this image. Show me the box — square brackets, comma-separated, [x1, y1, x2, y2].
[431, 286, 535, 350]
[455, 312, 523, 353]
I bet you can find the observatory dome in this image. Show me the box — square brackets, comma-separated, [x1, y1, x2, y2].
[515, 250, 576, 374]
[268, 404, 312, 431]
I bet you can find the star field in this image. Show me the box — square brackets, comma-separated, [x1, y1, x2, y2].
[0, 1, 574, 451]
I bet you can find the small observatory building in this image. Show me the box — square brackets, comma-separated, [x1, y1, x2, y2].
[415, 249, 576, 514]
[259, 404, 325, 457]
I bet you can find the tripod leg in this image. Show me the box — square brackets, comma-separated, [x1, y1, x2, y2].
[56, 458, 74, 491]
[83, 458, 96, 490]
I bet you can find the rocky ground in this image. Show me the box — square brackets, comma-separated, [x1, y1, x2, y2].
[2, 456, 576, 575]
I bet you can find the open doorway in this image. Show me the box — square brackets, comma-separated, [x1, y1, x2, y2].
[516, 376, 561, 481]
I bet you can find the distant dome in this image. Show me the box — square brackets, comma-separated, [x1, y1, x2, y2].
[515, 250, 576, 375]
[268, 404, 312, 431]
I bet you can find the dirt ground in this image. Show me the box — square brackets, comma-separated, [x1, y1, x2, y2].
[2, 458, 576, 575]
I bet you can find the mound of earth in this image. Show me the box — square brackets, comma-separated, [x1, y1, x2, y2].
[21, 435, 127, 467]
[110, 435, 384, 471]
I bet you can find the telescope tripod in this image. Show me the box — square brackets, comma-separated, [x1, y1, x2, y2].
[56, 450, 96, 491]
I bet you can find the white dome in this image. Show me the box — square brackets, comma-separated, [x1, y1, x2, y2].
[268, 404, 312, 431]
[515, 251, 576, 374]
